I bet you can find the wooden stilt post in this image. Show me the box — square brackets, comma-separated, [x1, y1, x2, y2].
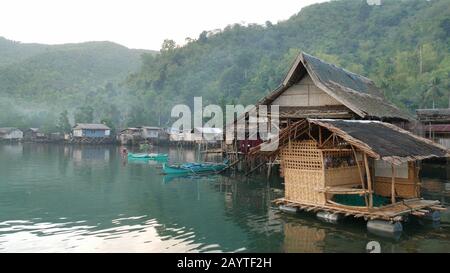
[391, 164, 396, 204]
[363, 154, 373, 209]
[267, 158, 272, 179]
[319, 126, 322, 145]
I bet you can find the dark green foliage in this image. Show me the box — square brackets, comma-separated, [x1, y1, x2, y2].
[74, 106, 94, 124]
[57, 110, 71, 133]
[128, 0, 450, 125]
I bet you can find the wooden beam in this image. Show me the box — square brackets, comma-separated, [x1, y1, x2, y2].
[364, 154, 373, 209]
[319, 126, 322, 145]
[430, 206, 447, 211]
[245, 161, 265, 176]
[351, 145, 368, 207]
[391, 164, 396, 204]
[319, 133, 334, 148]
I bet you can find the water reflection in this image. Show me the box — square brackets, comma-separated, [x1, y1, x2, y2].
[0, 143, 449, 252]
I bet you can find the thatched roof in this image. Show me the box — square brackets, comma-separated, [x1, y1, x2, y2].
[248, 118, 448, 164]
[73, 123, 110, 130]
[258, 52, 412, 121]
[309, 119, 449, 164]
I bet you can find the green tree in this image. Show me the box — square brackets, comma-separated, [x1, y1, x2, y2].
[74, 106, 94, 124]
[57, 110, 71, 133]
[161, 39, 176, 52]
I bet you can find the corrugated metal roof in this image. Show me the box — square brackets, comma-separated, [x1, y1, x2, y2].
[0, 127, 21, 134]
[73, 123, 110, 130]
[194, 127, 223, 134]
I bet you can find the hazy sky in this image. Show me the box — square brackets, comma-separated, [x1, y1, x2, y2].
[0, 0, 327, 50]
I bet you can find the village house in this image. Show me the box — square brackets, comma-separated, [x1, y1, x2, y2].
[72, 123, 111, 138]
[228, 52, 412, 156]
[232, 52, 448, 234]
[118, 126, 169, 146]
[140, 126, 169, 144]
[257, 52, 411, 123]
[168, 127, 223, 148]
[193, 127, 222, 142]
[23, 128, 47, 142]
[118, 127, 141, 145]
[0, 127, 23, 142]
[23, 128, 64, 143]
[416, 108, 450, 148]
[169, 128, 195, 145]
[70, 123, 112, 144]
[24, 128, 45, 139]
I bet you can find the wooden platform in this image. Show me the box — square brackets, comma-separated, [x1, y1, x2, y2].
[274, 198, 446, 221]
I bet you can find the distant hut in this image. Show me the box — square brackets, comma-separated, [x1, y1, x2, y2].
[169, 128, 195, 146]
[416, 108, 450, 148]
[23, 128, 47, 142]
[118, 126, 169, 146]
[193, 127, 222, 142]
[0, 128, 23, 142]
[140, 126, 169, 144]
[70, 123, 112, 144]
[118, 127, 142, 146]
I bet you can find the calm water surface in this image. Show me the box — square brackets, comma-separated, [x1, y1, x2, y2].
[0, 144, 449, 252]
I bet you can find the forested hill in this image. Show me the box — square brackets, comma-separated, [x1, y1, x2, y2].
[127, 0, 450, 126]
[0, 38, 153, 100]
[0, 37, 154, 129]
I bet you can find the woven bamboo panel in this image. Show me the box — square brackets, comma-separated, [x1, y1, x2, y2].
[374, 177, 418, 198]
[281, 140, 322, 170]
[322, 150, 353, 158]
[284, 222, 325, 253]
[285, 169, 325, 204]
[324, 165, 364, 187]
[281, 140, 325, 205]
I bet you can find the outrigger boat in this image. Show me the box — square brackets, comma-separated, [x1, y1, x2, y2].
[127, 152, 168, 160]
[162, 160, 228, 175]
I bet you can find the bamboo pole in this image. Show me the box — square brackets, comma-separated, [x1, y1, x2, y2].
[319, 133, 334, 148]
[363, 154, 373, 208]
[351, 145, 368, 207]
[391, 164, 396, 204]
[245, 161, 265, 176]
[319, 126, 322, 145]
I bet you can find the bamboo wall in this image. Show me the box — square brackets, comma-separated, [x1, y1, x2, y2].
[374, 162, 420, 199]
[281, 140, 326, 205]
[281, 140, 366, 206]
[272, 75, 341, 107]
[323, 150, 363, 187]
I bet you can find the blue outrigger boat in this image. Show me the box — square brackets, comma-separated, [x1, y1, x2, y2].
[162, 160, 228, 175]
[127, 152, 168, 160]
